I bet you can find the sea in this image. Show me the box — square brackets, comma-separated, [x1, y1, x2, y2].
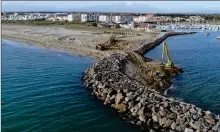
[2, 39, 141, 132]
[2, 31, 220, 131]
[145, 31, 220, 114]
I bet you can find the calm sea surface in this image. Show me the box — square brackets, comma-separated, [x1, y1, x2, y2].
[2, 39, 141, 132]
[145, 31, 220, 114]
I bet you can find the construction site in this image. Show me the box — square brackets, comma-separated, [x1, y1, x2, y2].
[94, 33, 186, 91]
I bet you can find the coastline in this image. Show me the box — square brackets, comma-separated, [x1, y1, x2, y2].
[83, 53, 220, 131]
[81, 30, 220, 131]
[2, 35, 104, 60]
[1, 24, 157, 60]
[3, 24, 219, 131]
[2, 24, 195, 61]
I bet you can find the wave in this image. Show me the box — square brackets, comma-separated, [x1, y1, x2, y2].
[163, 84, 175, 96]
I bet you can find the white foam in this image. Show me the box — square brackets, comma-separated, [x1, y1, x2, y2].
[164, 84, 175, 96]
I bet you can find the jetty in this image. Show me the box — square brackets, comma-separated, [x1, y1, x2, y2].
[83, 31, 220, 131]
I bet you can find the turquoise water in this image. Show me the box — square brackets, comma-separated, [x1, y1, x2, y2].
[2, 31, 220, 132]
[2, 39, 142, 132]
[145, 31, 220, 114]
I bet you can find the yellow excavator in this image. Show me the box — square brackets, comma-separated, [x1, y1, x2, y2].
[161, 41, 174, 68]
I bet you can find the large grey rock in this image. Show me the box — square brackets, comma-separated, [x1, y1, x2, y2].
[124, 97, 130, 103]
[139, 114, 146, 122]
[128, 101, 134, 109]
[168, 113, 176, 119]
[110, 95, 116, 102]
[130, 103, 141, 115]
[212, 122, 220, 131]
[190, 107, 197, 115]
[159, 109, 168, 117]
[175, 125, 182, 132]
[204, 114, 215, 125]
[115, 93, 124, 104]
[176, 116, 186, 125]
[138, 107, 145, 116]
[184, 128, 194, 132]
[171, 122, 176, 130]
[160, 117, 172, 127]
[193, 115, 199, 121]
[152, 113, 159, 122]
[190, 121, 201, 130]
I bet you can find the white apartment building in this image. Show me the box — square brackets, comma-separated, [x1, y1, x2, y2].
[99, 15, 133, 23]
[133, 14, 155, 23]
[114, 15, 133, 23]
[99, 15, 114, 23]
[99, 15, 107, 22]
[81, 13, 99, 22]
[67, 13, 81, 22]
[56, 16, 68, 21]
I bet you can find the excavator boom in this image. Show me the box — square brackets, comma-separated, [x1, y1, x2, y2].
[164, 42, 171, 64]
[161, 42, 173, 67]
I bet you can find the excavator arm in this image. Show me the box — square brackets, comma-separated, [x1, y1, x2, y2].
[162, 42, 173, 68]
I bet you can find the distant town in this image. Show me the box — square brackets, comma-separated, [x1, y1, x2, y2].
[2, 12, 220, 31]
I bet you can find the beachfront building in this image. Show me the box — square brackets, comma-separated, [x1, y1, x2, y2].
[133, 14, 155, 23]
[98, 15, 115, 23]
[108, 15, 116, 23]
[99, 14, 133, 24]
[54, 14, 68, 21]
[99, 15, 108, 22]
[81, 13, 99, 22]
[46, 14, 55, 21]
[67, 13, 81, 22]
[114, 15, 133, 23]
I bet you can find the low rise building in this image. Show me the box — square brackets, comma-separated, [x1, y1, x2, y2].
[133, 14, 155, 23]
[114, 15, 133, 23]
[67, 13, 81, 22]
[99, 15, 108, 22]
[54, 14, 68, 21]
[99, 14, 133, 23]
[81, 13, 99, 22]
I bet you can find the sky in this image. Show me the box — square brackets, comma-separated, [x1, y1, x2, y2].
[2, 1, 220, 13]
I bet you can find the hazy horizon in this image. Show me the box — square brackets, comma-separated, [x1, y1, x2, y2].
[2, 1, 220, 14]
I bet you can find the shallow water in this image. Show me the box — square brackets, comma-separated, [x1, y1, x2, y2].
[2, 39, 142, 132]
[145, 31, 220, 114]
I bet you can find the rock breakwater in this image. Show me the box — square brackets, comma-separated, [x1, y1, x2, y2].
[135, 32, 196, 55]
[83, 53, 220, 131]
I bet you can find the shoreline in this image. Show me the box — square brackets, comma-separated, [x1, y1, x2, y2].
[3, 24, 219, 131]
[2, 35, 104, 60]
[82, 31, 220, 131]
[1, 24, 158, 60]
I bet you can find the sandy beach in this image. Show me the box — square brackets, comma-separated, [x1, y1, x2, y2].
[2, 24, 158, 60]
